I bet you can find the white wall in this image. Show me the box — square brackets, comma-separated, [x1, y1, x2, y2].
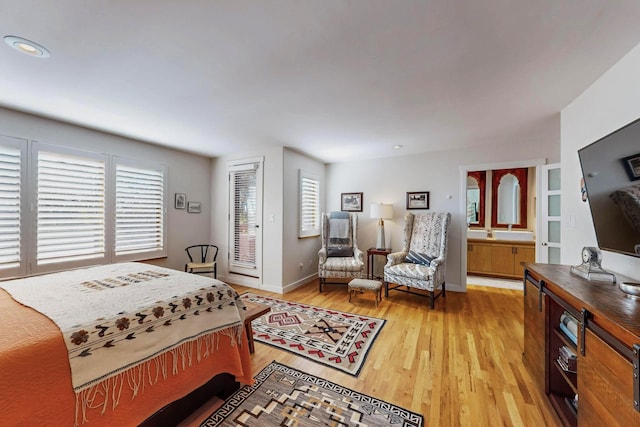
[0, 107, 213, 272]
[561, 41, 640, 280]
[282, 148, 326, 291]
[327, 138, 559, 292]
[211, 147, 326, 294]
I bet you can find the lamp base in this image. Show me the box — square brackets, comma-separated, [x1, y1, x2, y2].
[376, 223, 386, 250]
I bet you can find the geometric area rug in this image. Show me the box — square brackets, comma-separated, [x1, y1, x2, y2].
[200, 361, 424, 427]
[240, 293, 385, 376]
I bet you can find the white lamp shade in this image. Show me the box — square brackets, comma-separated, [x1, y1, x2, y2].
[370, 203, 394, 219]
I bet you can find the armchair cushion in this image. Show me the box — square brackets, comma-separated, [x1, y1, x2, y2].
[327, 246, 354, 257]
[386, 262, 435, 281]
[405, 250, 433, 265]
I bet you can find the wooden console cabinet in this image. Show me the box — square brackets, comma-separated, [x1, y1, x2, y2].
[523, 263, 640, 426]
[467, 239, 534, 279]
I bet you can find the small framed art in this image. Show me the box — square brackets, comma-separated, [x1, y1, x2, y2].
[621, 152, 640, 181]
[341, 192, 363, 212]
[187, 202, 201, 213]
[175, 193, 186, 209]
[406, 191, 430, 210]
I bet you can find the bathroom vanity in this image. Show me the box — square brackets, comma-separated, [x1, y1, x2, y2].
[467, 237, 535, 279]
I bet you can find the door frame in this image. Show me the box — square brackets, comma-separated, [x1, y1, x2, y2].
[459, 158, 546, 291]
[227, 157, 263, 288]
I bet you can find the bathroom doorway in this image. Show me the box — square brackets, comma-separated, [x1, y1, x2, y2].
[460, 158, 545, 290]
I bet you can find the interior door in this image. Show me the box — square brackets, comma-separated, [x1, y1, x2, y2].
[538, 163, 561, 263]
[228, 159, 262, 283]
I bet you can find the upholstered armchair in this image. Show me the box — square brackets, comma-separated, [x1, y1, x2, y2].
[384, 211, 451, 308]
[318, 212, 365, 292]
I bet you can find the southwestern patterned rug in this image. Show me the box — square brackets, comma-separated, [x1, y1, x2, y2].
[240, 293, 385, 376]
[200, 361, 423, 427]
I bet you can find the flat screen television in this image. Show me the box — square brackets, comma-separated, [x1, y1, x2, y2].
[578, 118, 640, 261]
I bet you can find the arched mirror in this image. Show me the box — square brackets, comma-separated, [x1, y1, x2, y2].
[466, 171, 486, 227]
[491, 168, 527, 229]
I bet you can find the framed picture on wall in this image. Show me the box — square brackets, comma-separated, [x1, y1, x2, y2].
[621, 152, 640, 181]
[406, 191, 429, 210]
[341, 192, 363, 212]
[175, 193, 186, 209]
[187, 202, 201, 213]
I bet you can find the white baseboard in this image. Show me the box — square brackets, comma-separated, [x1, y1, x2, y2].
[282, 273, 318, 294]
[445, 282, 466, 293]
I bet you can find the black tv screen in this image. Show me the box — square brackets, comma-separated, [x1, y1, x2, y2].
[578, 118, 640, 259]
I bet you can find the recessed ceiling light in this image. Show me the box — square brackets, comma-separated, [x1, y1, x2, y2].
[393, 144, 403, 149]
[4, 35, 51, 58]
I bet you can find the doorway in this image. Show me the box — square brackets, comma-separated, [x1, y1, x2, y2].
[228, 158, 263, 287]
[461, 159, 546, 290]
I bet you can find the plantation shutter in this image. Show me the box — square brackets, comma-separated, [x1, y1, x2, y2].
[299, 170, 320, 237]
[230, 166, 257, 268]
[0, 142, 22, 272]
[36, 150, 106, 266]
[115, 163, 165, 256]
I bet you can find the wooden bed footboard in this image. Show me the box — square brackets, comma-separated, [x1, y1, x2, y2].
[139, 372, 239, 427]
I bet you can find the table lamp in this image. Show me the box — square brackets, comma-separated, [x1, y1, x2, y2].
[370, 203, 393, 250]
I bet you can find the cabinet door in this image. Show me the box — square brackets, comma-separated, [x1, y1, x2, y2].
[467, 242, 492, 273]
[523, 278, 546, 392]
[578, 329, 640, 426]
[514, 247, 535, 278]
[490, 245, 515, 275]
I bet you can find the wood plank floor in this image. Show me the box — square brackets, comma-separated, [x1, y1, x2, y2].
[183, 279, 561, 426]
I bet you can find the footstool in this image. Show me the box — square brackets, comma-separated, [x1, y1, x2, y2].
[348, 278, 383, 307]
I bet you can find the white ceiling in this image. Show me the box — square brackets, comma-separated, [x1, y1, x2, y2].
[2, 1, 640, 163]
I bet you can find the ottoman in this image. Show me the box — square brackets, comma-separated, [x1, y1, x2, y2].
[348, 278, 383, 307]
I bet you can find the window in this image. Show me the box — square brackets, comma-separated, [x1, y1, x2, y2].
[35, 148, 107, 267]
[0, 138, 167, 279]
[0, 136, 25, 276]
[114, 159, 167, 260]
[299, 170, 320, 238]
[230, 165, 258, 268]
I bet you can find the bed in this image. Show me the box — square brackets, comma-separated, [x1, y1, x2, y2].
[0, 262, 252, 426]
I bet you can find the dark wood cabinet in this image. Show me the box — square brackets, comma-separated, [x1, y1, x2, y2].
[523, 276, 546, 392]
[523, 263, 640, 426]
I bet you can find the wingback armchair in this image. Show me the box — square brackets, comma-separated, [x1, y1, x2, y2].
[318, 212, 365, 292]
[384, 211, 451, 308]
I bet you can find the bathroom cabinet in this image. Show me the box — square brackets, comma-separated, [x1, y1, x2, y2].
[467, 239, 535, 279]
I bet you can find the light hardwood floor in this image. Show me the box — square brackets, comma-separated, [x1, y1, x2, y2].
[183, 279, 561, 426]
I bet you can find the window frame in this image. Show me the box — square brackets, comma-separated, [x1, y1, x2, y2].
[0, 135, 27, 278]
[298, 169, 320, 238]
[112, 156, 168, 263]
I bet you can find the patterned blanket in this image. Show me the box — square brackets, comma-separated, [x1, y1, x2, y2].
[0, 263, 246, 395]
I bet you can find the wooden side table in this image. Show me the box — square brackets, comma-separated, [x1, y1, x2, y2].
[367, 247, 392, 279]
[242, 300, 270, 354]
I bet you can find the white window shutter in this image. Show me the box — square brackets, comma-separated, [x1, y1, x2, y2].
[36, 151, 106, 266]
[299, 170, 320, 238]
[115, 164, 165, 256]
[0, 142, 22, 272]
[231, 167, 257, 267]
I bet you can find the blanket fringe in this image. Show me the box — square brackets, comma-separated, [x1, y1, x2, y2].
[74, 325, 243, 426]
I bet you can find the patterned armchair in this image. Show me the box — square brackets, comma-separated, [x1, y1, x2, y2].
[318, 212, 365, 292]
[384, 211, 451, 309]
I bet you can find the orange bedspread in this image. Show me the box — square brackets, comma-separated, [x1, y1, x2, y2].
[0, 288, 252, 426]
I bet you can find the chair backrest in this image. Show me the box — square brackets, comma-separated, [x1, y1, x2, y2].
[401, 212, 451, 261]
[321, 212, 358, 257]
[185, 244, 219, 263]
